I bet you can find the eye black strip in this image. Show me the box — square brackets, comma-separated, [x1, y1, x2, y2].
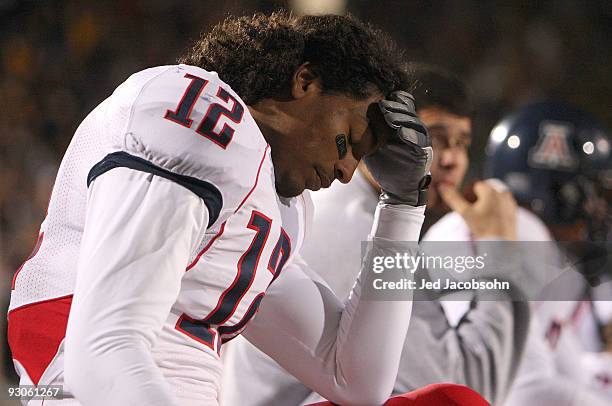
[336, 134, 348, 159]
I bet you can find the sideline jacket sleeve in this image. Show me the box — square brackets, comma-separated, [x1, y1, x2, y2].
[243, 204, 424, 406]
[394, 294, 529, 403]
[64, 167, 208, 406]
[390, 237, 532, 402]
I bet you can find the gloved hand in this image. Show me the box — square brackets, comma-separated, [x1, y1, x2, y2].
[364, 91, 432, 206]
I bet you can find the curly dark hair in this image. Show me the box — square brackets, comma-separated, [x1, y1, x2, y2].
[406, 62, 473, 117]
[179, 12, 408, 105]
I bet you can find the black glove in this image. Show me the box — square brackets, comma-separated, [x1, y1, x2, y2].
[364, 91, 432, 206]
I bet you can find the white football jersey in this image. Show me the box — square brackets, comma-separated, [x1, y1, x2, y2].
[8, 65, 306, 403]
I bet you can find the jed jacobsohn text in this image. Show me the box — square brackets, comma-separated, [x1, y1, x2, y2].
[372, 252, 486, 274]
[373, 278, 510, 291]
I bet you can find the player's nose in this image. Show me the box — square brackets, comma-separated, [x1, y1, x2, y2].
[439, 148, 458, 168]
[334, 154, 359, 184]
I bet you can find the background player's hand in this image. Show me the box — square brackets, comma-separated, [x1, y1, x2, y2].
[364, 91, 432, 206]
[439, 179, 518, 240]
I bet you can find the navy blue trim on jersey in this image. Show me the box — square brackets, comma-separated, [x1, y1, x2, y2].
[87, 151, 222, 227]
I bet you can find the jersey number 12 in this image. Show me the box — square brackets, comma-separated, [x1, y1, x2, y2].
[165, 73, 244, 149]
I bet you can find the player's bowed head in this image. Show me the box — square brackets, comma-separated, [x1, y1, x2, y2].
[180, 12, 411, 197]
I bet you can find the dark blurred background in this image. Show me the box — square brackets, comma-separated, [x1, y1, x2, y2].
[0, 0, 611, 389]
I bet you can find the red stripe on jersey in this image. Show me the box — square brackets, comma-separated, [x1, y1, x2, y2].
[235, 145, 269, 213]
[185, 221, 227, 272]
[8, 295, 73, 385]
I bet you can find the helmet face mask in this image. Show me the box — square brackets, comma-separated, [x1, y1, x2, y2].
[485, 101, 611, 241]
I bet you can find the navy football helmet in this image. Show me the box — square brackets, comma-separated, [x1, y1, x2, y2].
[485, 101, 611, 241]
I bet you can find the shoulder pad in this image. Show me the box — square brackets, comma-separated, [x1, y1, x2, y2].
[101, 65, 270, 222]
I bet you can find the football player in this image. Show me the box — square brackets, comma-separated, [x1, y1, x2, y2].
[486, 102, 612, 406]
[7, 13, 432, 406]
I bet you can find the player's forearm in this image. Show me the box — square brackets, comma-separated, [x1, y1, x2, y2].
[369, 203, 425, 242]
[245, 204, 423, 405]
[331, 204, 424, 404]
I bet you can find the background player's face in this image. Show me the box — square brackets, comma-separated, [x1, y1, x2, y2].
[421, 107, 472, 213]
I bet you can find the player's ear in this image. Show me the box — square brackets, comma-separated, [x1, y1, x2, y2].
[291, 63, 322, 99]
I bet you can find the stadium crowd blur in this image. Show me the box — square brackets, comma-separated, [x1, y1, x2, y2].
[1, 0, 611, 386]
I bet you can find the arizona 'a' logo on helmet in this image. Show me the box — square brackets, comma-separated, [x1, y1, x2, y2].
[528, 121, 578, 171]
